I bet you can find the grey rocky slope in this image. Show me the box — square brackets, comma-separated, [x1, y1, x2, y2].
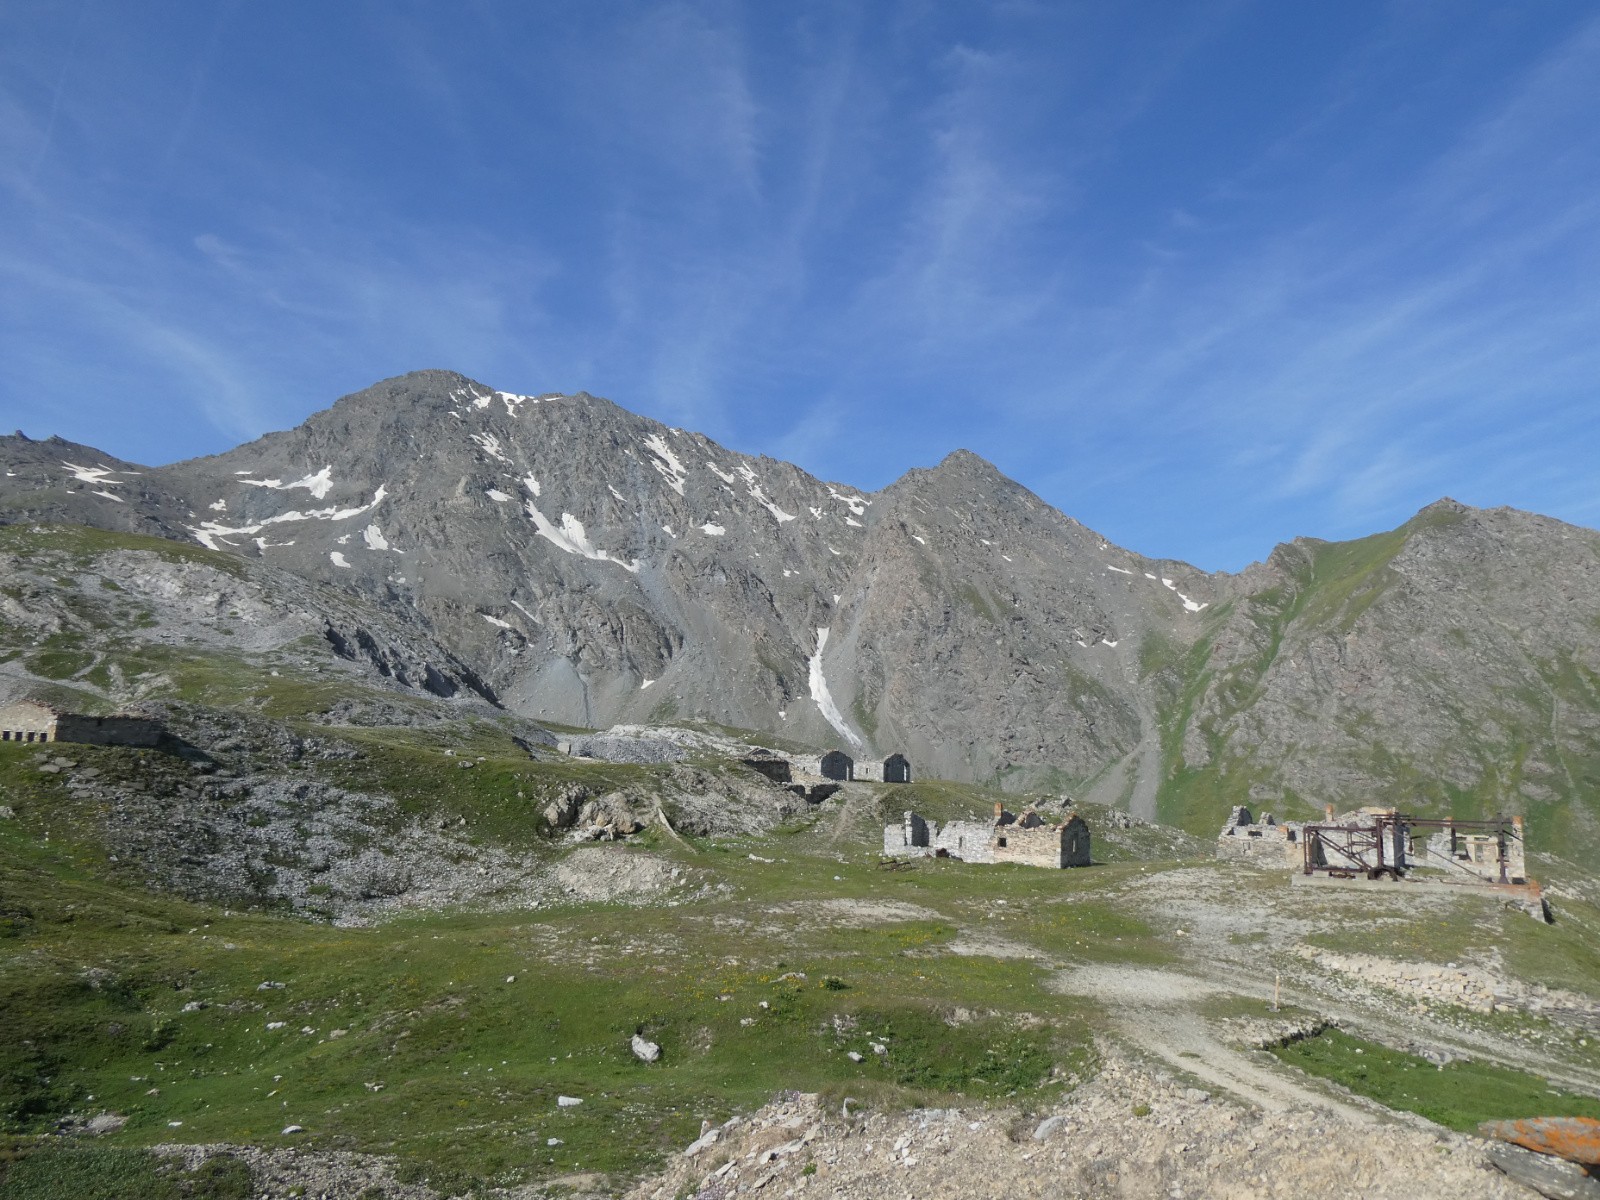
[3, 371, 1598, 846]
[0, 522, 494, 708]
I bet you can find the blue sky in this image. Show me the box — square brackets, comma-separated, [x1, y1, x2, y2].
[2, 1, 1597, 571]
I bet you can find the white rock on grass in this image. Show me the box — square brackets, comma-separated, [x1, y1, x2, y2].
[684, 1128, 720, 1157]
[282, 1124, 304, 1135]
[632, 1033, 662, 1062]
[557, 1095, 583, 1107]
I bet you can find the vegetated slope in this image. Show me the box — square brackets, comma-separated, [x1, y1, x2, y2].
[1151, 500, 1600, 852]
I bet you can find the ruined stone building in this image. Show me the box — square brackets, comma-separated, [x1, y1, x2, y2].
[791, 750, 856, 781]
[1216, 806, 1304, 867]
[1411, 818, 1528, 885]
[1221, 801, 1534, 890]
[884, 802, 1091, 869]
[853, 754, 913, 783]
[0, 699, 161, 748]
[739, 749, 793, 784]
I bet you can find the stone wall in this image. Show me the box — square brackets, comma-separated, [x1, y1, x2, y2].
[852, 754, 913, 783]
[1416, 824, 1528, 885]
[54, 713, 163, 748]
[1298, 947, 1599, 1020]
[883, 810, 933, 857]
[883, 806, 1088, 869]
[741, 753, 792, 784]
[992, 814, 1090, 869]
[934, 820, 995, 864]
[0, 701, 162, 748]
[0, 701, 56, 743]
[1216, 805, 1304, 868]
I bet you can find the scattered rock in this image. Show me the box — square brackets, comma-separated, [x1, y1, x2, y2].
[84, 1112, 127, 1135]
[684, 1128, 720, 1157]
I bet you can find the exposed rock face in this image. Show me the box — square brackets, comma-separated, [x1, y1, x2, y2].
[3, 370, 1599, 843]
[0, 525, 495, 709]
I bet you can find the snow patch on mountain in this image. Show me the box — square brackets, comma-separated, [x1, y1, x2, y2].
[189, 487, 388, 551]
[495, 390, 531, 417]
[1161, 578, 1209, 613]
[62, 461, 124, 487]
[471, 433, 511, 465]
[240, 466, 335, 500]
[524, 500, 640, 573]
[827, 487, 869, 517]
[749, 485, 796, 523]
[808, 628, 863, 749]
[643, 434, 688, 496]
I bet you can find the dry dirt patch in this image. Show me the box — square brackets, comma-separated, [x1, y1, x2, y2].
[554, 847, 687, 902]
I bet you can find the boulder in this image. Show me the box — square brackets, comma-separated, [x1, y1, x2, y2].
[1484, 1143, 1600, 1199]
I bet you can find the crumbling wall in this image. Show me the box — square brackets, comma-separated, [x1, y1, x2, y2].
[1417, 826, 1527, 885]
[1216, 805, 1302, 867]
[53, 713, 162, 748]
[935, 820, 996, 864]
[883, 811, 933, 857]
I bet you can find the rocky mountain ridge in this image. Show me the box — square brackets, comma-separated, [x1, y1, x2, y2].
[4, 371, 1598, 844]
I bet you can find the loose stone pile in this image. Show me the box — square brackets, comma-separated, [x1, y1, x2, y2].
[1301, 947, 1600, 1021]
[628, 1052, 1534, 1200]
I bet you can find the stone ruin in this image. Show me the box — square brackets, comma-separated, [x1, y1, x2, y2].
[0, 699, 162, 748]
[558, 733, 912, 792]
[1216, 805, 1304, 867]
[1219, 803, 1538, 907]
[884, 802, 1091, 869]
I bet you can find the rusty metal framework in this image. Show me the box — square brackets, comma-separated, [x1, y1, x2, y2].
[1302, 812, 1521, 881]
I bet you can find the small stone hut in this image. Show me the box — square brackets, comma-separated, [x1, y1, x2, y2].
[0, 700, 161, 747]
[854, 753, 913, 783]
[793, 750, 854, 781]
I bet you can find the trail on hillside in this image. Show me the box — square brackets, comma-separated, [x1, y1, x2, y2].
[1048, 964, 1378, 1122]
